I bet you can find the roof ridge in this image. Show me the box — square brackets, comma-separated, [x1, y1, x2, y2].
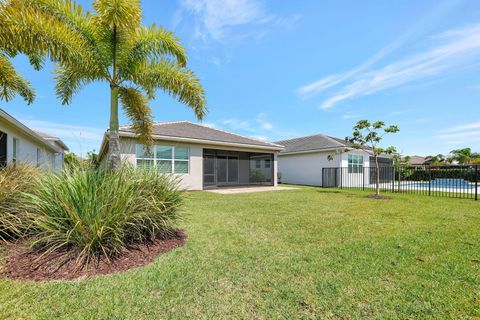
[183, 121, 283, 147]
[324, 134, 348, 147]
[276, 133, 338, 144]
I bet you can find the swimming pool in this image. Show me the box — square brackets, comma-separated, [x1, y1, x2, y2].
[408, 179, 475, 189]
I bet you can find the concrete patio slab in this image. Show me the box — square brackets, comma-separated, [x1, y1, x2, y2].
[206, 186, 298, 194]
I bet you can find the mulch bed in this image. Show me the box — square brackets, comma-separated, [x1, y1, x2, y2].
[366, 194, 392, 200]
[0, 230, 187, 281]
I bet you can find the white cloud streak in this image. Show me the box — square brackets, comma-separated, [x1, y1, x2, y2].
[437, 121, 480, 145]
[315, 24, 480, 109]
[297, 0, 461, 100]
[176, 0, 300, 42]
[178, 0, 265, 40]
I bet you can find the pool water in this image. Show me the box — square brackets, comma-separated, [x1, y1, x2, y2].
[411, 179, 475, 189]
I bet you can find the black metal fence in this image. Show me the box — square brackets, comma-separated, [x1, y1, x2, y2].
[322, 165, 479, 200]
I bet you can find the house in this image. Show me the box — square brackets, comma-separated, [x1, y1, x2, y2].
[98, 121, 283, 190]
[409, 155, 426, 166]
[0, 108, 68, 171]
[275, 134, 392, 187]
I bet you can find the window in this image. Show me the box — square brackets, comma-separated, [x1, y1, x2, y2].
[255, 159, 261, 168]
[348, 154, 363, 173]
[136, 144, 189, 174]
[12, 138, 18, 162]
[36, 148, 41, 167]
[265, 159, 271, 169]
[136, 144, 154, 169]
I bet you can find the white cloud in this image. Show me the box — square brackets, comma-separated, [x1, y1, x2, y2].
[255, 113, 273, 130]
[21, 119, 105, 156]
[441, 121, 480, 133]
[178, 0, 265, 40]
[297, 0, 461, 99]
[341, 113, 358, 119]
[437, 121, 480, 146]
[314, 24, 480, 109]
[222, 118, 255, 132]
[176, 0, 300, 42]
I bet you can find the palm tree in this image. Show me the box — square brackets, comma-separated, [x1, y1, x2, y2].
[0, 0, 206, 169]
[424, 154, 445, 166]
[449, 148, 473, 165]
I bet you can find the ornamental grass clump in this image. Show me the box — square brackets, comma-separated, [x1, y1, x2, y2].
[23, 165, 184, 264]
[0, 165, 42, 241]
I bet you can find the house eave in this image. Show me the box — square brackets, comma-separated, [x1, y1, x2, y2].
[98, 131, 283, 162]
[0, 108, 62, 153]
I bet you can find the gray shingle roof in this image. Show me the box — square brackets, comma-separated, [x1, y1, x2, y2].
[119, 121, 283, 149]
[35, 131, 69, 151]
[274, 134, 355, 154]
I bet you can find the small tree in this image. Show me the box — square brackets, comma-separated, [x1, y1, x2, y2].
[346, 120, 399, 197]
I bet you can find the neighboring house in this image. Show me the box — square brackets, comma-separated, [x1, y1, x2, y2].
[274, 134, 393, 187]
[0, 108, 68, 171]
[409, 155, 426, 166]
[98, 121, 283, 190]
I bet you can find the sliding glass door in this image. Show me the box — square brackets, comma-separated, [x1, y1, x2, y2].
[216, 155, 238, 185]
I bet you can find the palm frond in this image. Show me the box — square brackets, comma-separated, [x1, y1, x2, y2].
[54, 66, 100, 105]
[27, 53, 45, 70]
[0, 54, 35, 104]
[119, 24, 187, 77]
[0, 0, 103, 75]
[118, 86, 153, 146]
[92, 0, 141, 31]
[130, 60, 207, 120]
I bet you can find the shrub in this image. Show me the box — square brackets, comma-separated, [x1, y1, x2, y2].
[22, 165, 184, 263]
[0, 165, 41, 241]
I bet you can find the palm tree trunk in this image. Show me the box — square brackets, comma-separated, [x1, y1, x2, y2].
[375, 154, 380, 196]
[108, 24, 121, 170]
[108, 85, 121, 170]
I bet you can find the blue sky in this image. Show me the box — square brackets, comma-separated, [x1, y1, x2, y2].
[4, 0, 480, 157]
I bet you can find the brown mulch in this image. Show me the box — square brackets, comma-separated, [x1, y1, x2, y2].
[366, 194, 392, 200]
[0, 230, 187, 282]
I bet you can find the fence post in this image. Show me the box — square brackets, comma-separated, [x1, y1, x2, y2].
[475, 165, 478, 201]
[428, 167, 431, 197]
[398, 167, 401, 193]
[362, 167, 365, 191]
[392, 167, 395, 193]
[321, 168, 324, 188]
[340, 167, 343, 189]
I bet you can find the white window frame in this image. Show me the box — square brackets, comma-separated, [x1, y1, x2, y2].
[135, 144, 189, 174]
[36, 148, 41, 167]
[348, 154, 364, 174]
[12, 137, 19, 163]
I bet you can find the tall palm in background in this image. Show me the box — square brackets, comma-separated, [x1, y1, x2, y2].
[0, 0, 206, 169]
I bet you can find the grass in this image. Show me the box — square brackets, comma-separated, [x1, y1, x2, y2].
[1, 186, 479, 319]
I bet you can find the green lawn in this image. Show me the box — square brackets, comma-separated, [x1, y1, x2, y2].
[1, 187, 479, 319]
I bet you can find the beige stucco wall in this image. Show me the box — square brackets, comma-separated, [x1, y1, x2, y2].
[0, 118, 62, 172]
[118, 137, 279, 190]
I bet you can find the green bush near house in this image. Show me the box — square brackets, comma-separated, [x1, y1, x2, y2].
[0, 165, 42, 240]
[21, 165, 184, 263]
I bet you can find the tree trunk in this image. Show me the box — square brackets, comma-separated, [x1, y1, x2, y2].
[375, 154, 380, 196]
[108, 85, 121, 170]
